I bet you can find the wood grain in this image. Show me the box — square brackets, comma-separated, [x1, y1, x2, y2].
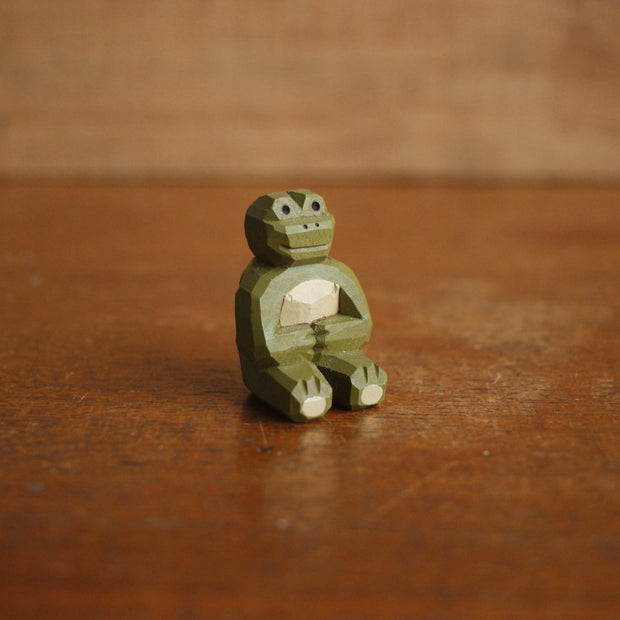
[0, 183, 619, 618]
[1, 1, 619, 181]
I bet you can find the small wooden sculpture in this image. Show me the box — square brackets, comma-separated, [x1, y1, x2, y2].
[235, 189, 387, 422]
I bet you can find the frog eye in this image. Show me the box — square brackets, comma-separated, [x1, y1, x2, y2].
[281, 204, 291, 215]
[311, 201, 320, 212]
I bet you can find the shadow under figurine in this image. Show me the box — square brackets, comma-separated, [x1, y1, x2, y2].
[235, 189, 387, 423]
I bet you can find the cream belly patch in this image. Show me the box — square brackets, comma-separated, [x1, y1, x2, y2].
[279, 279, 340, 327]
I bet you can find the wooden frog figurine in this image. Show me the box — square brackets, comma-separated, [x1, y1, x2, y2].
[235, 189, 387, 422]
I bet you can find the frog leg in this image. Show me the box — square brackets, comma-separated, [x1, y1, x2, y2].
[316, 350, 387, 410]
[240, 357, 332, 423]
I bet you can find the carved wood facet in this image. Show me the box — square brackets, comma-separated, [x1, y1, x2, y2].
[279, 279, 340, 327]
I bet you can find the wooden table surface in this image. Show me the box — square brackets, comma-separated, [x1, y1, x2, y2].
[1, 184, 619, 618]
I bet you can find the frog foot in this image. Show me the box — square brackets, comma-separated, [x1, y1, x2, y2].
[317, 351, 387, 410]
[290, 373, 332, 422]
[241, 358, 332, 423]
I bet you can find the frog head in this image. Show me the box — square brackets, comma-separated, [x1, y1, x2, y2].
[244, 189, 335, 266]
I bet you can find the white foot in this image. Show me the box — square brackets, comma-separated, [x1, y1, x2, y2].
[360, 385, 383, 406]
[301, 396, 327, 418]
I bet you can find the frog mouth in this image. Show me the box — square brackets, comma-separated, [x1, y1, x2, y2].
[279, 244, 328, 256]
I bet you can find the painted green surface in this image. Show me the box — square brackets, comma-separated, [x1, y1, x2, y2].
[235, 189, 387, 422]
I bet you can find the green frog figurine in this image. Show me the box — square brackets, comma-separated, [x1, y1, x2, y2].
[235, 189, 387, 422]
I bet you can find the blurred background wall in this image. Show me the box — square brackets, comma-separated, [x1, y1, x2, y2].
[1, 0, 618, 182]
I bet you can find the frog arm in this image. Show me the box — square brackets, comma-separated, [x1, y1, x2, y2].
[235, 260, 315, 365]
[313, 258, 373, 350]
